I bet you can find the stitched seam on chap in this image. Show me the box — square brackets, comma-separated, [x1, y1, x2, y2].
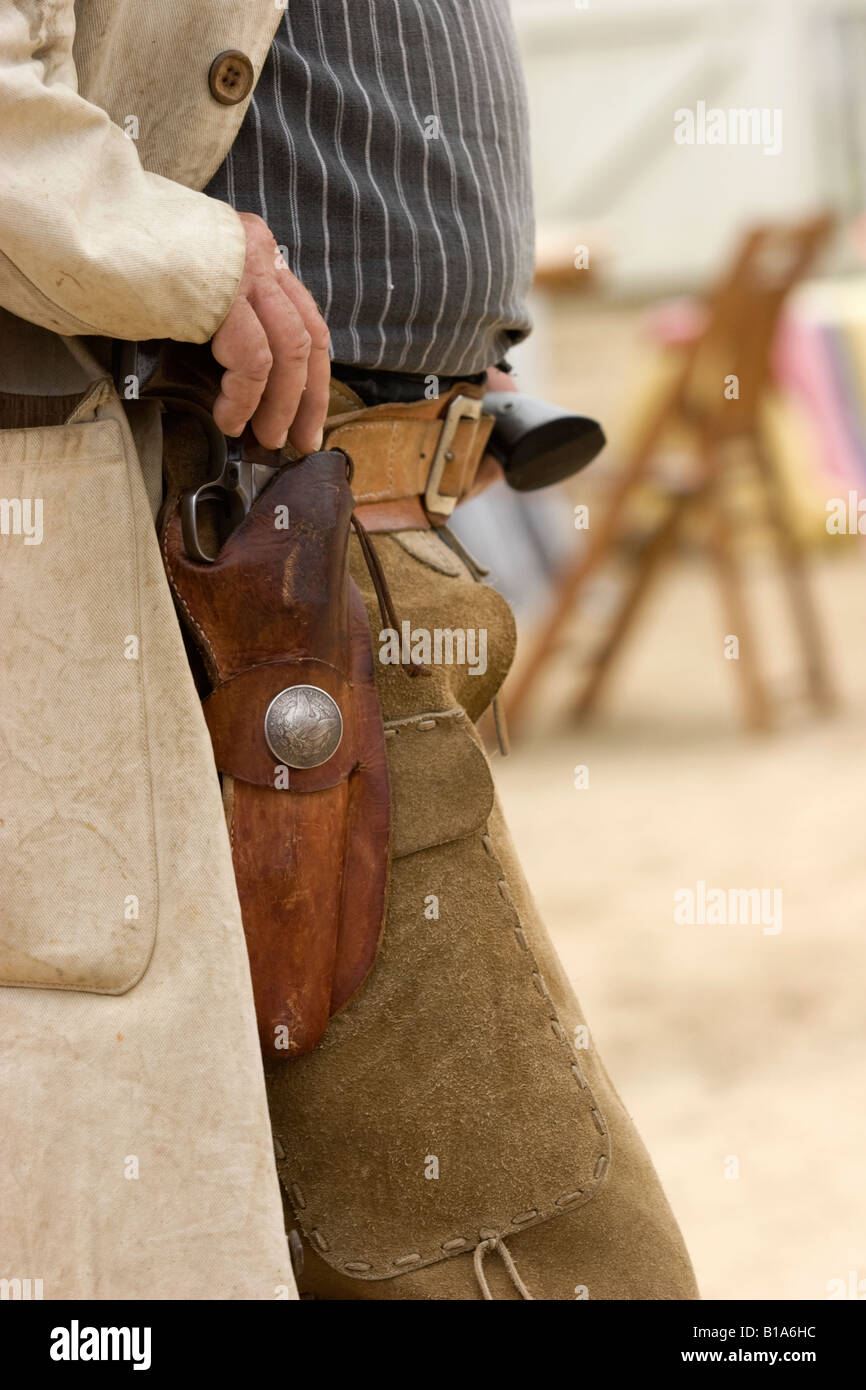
[278, 826, 611, 1276]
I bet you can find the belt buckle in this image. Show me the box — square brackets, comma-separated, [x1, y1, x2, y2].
[424, 394, 483, 519]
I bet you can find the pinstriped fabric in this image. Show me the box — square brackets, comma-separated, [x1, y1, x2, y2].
[205, 0, 534, 376]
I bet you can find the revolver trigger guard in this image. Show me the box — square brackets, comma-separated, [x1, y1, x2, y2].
[180, 481, 246, 564]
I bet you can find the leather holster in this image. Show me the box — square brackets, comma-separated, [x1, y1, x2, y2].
[161, 450, 391, 1059]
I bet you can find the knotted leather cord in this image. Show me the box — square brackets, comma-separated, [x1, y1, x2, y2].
[351, 512, 429, 677]
[472, 1234, 535, 1301]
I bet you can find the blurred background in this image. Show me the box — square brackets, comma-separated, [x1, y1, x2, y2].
[454, 0, 866, 1299]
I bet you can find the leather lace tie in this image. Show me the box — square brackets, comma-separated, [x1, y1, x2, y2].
[351, 512, 429, 677]
[472, 1233, 535, 1301]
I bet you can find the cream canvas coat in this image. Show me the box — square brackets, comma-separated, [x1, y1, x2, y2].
[0, 0, 297, 1299]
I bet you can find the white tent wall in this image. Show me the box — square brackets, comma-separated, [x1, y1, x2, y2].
[512, 0, 866, 294]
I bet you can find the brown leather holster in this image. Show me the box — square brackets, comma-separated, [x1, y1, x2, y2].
[153, 353, 492, 1061]
[161, 450, 391, 1059]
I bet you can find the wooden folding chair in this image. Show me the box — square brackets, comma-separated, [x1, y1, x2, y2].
[505, 213, 836, 736]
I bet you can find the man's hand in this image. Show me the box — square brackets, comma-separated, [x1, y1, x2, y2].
[484, 364, 518, 395]
[211, 212, 331, 451]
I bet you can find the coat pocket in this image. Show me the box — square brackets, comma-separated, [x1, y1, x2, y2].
[0, 417, 157, 992]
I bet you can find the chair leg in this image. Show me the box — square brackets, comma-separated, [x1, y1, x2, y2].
[504, 378, 684, 735]
[574, 490, 690, 720]
[749, 432, 836, 714]
[702, 441, 773, 732]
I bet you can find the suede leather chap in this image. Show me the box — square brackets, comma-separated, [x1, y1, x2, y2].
[162, 450, 391, 1059]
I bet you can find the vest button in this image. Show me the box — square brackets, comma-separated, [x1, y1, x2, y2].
[208, 50, 255, 106]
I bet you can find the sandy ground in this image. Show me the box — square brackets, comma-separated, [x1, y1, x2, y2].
[492, 547, 866, 1300]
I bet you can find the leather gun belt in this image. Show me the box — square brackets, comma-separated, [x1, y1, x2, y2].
[322, 380, 494, 532]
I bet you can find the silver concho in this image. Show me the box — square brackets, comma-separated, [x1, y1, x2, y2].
[264, 685, 343, 769]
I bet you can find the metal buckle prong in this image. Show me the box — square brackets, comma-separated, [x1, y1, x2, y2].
[424, 394, 483, 519]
